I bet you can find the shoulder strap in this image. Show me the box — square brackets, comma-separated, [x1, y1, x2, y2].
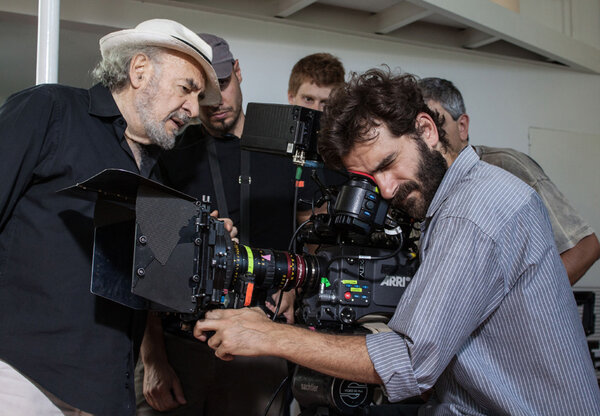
[239, 149, 251, 245]
[206, 136, 230, 219]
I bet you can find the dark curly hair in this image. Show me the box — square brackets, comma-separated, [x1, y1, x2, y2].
[318, 68, 447, 170]
[288, 53, 345, 96]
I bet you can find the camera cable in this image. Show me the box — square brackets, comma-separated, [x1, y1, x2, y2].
[262, 374, 290, 416]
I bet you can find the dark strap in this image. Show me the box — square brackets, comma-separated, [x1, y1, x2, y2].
[206, 136, 229, 219]
[239, 149, 251, 245]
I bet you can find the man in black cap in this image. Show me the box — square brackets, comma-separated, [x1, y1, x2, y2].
[135, 33, 308, 416]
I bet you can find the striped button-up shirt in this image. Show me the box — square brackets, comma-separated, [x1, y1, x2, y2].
[366, 146, 600, 415]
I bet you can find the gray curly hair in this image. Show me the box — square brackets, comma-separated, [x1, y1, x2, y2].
[418, 77, 466, 121]
[91, 45, 165, 92]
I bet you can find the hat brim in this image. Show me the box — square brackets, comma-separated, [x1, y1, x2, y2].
[100, 30, 221, 106]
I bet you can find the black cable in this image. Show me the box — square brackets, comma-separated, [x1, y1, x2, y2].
[263, 375, 290, 416]
[325, 243, 405, 271]
[274, 218, 311, 320]
[288, 218, 312, 253]
[273, 285, 285, 321]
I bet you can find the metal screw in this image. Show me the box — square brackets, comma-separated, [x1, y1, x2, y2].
[192, 274, 200, 282]
[136, 268, 145, 277]
[138, 235, 147, 244]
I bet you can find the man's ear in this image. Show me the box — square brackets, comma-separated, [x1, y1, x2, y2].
[129, 53, 151, 89]
[415, 112, 439, 149]
[287, 91, 295, 105]
[233, 59, 242, 84]
[457, 113, 470, 142]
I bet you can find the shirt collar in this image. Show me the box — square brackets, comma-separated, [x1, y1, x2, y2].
[88, 83, 121, 118]
[426, 145, 480, 218]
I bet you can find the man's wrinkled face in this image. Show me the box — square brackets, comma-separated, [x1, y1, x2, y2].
[199, 60, 243, 136]
[342, 123, 447, 219]
[288, 82, 333, 111]
[135, 52, 206, 149]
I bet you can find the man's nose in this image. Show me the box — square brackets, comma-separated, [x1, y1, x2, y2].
[182, 94, 201, 118]
[373, 173, 396, 200]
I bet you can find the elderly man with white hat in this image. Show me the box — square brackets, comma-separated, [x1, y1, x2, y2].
[0, 19, 227, 415]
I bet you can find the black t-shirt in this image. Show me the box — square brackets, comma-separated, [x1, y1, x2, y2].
[159, 124, 346, 251]
[0, 84, 151, 415]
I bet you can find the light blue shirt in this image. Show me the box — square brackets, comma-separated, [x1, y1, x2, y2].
[366, 146, 600, 415]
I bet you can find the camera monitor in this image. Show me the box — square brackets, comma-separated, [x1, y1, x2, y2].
[241, 103, 321, 166]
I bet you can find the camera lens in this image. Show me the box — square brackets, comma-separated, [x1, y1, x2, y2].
[228, 243, 322, 294]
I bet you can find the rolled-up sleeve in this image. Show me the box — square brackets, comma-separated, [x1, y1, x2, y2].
[366, 331, 420, 398]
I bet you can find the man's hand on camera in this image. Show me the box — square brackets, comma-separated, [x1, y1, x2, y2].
[210, 210, 239, 243]
[193, 307, 277, 361]
[193, 307, 382, 384]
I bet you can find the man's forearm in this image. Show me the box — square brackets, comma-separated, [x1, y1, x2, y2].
[141, 313, 169, 363]
[561, 233, 600, 285]
[271, 324, 382, 384]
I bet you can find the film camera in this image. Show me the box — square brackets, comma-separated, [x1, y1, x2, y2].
[69, 103, 419, 415]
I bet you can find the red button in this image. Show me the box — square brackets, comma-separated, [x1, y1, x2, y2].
[344, 292, 352, 300]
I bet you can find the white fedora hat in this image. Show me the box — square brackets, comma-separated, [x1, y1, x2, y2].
[100, 19, 221, 105]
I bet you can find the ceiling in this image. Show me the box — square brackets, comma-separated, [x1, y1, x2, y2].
[148, 0, 598, 72]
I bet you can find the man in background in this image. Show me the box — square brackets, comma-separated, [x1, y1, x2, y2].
[136, 33, 307, 416]
[0, 19, 220, 415]
[287, 52, 345, 111]
[419, 77, 600, 284]
[287, 52, 347, 227]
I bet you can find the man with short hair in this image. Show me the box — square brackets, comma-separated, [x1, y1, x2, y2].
[287, 52, 345, 111]
[0, 19, 221, 415]
[287, 52, 347, 230]
[194, 69, 600, 415]
[136, 33, 303, 416]
[419, 77, 600, 284]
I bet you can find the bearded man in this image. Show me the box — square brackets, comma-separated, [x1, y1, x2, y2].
[193, 69, 600, 415]
[0, 19, 229, 415]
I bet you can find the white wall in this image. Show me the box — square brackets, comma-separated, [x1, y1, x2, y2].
[219, 16, 600, 156]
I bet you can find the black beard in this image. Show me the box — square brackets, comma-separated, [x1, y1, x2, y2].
[205, 108, 236, 135]
[390, 139, 447, 219]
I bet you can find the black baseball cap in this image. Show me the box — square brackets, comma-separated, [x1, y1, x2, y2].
[198, 33, 235, 80]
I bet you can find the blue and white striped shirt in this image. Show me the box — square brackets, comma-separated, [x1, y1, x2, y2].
[366, 146, 600, 415]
